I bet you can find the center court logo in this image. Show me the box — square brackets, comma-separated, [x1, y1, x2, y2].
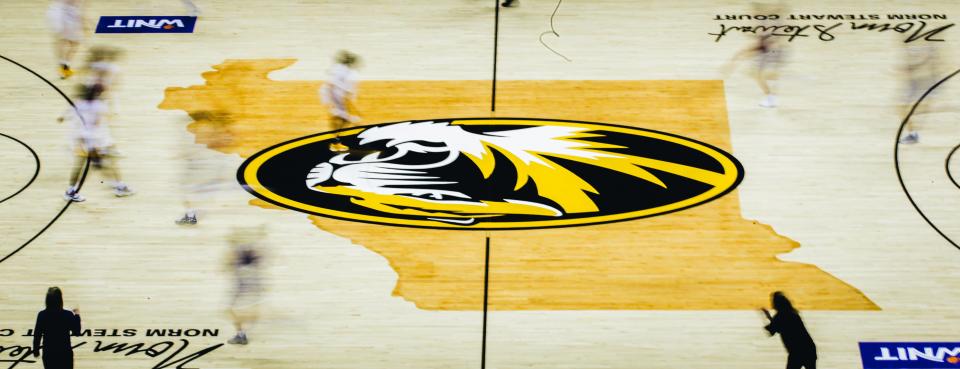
[860, 342, 960, 369]
[95, 16, 197, 34]
[238, 118, 744, 230]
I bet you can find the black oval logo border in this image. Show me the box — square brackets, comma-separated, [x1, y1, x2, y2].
[237, 117, 745, 231]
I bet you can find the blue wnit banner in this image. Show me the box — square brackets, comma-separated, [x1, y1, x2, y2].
[95, 16, 197, 34]
[860, 342, 960, 369]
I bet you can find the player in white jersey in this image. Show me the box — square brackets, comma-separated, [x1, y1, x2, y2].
[319, 50, 361, 152]
[722, 3, 785, 108]
[84, 46, 121, 92]
[62, 84, 134, 202]
[47, 0, 85, 79]
[724, 33, 783, 108]
[175, 111, 235, 225]
[82, 46, 123, 113]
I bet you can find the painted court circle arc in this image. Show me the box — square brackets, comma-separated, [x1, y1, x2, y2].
[0, 133, 40, 204]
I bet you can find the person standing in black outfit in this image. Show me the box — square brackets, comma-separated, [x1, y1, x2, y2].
[32, 287, 81, 369]
[762, 291, 817, 369]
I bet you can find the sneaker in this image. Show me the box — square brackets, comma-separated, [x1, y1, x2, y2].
[227, 334, 248, 345]
[328, 142, 350, 152]
[175, 215, 198, 225]
[64, 191, 86, 202]
[113, 185, 135, 197]
[501, 0, 519, 7]
[899, 132, 919, 144]
[759, 95, 777, 108]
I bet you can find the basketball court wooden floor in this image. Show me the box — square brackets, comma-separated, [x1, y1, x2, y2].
[1, 1, 959, 368]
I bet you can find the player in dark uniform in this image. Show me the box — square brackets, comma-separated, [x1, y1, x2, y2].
[225, 227, 266, 345]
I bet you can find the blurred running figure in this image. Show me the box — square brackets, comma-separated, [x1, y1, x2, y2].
[47, 0, 86, 79]
[724, 33, 782, 108]
[761, 291, 817, 369]
[175, 111, 234, 225]
[82, 46, 123, 114]
[319, 50, 361, 152]
[899, 44, 941, 144]
[83, 46, 122, 93]
[722, 4, 784, 108]
[225, 226, 266, 345]
[62, 84, 134, 202]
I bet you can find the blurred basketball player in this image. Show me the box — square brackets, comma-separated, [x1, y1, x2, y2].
[225, 226, 266, 345]
[33, 287, 81, 369]
[319, 50, 361, 152]
[61, 84, 134, 202]
[47, 0, 85, 79]
[82, 46, 123, 114]
[723, 4, 784, 108]
[176, 111, 235, 225]
[761, 291, 817, 369]
[724, 33, 782, 108]
[83, 46, 122, 93]
[899, 44, 940, 144]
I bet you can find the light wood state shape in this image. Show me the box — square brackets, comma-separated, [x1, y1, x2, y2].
[159, 59, 878, 311]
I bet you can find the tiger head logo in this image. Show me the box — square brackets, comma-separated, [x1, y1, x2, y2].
[240, 118, 742, 229]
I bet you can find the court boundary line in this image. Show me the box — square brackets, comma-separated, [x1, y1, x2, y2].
[0, 133, 40, 204]
[893, 67, 960, 250]
[0, 54, 91, 265]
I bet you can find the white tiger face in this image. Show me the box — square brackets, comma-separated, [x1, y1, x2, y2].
[305, 121, 564, 225]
